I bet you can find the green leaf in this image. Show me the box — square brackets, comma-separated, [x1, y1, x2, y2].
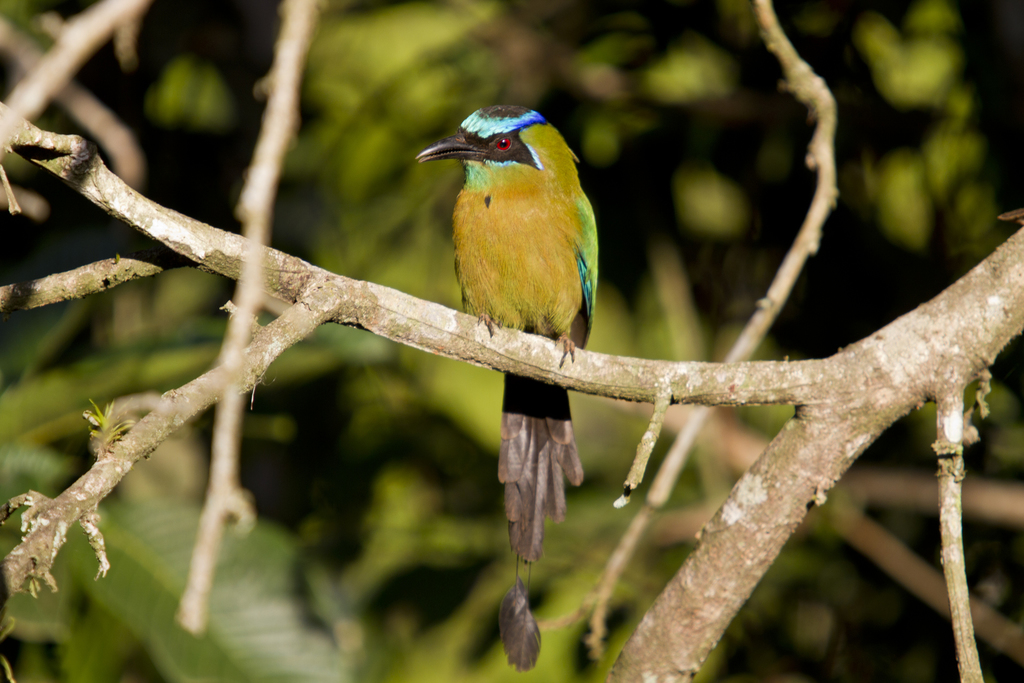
[0, 343, 220, 443]
[904, 0, 961, 35]
[60, 601, 135, 683]
[0, 442, 74, 503]
[922, 121, 986, 200]
[74, 501, 351, 683]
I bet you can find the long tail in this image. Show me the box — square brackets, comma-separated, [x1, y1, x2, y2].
[498, 374, 585, 562]
[499, 575, 540, 672]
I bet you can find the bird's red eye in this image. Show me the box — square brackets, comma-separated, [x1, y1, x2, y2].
[496, 138, 512, 151]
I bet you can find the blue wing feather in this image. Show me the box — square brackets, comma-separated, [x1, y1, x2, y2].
[576, 254, 594, 321]
[574, 196, 598, 331]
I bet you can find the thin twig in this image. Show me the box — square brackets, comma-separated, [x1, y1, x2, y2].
[933, 392, 983, 682]
[615, 392, 671, 508]
[652, 0, 838, 503]
[1, 281, 342, 602]
[0, 15, 147, 188]
[176, 0, 320, 635]
[0, 247, 189, 314]
[974, 369, 992, 419]
[840, 466, 1024, 530]
[610, 240, 704, 507]
[0, 164, 19, 215]
[0, 0, 153, 160]
[835, 504, 1024, 668]
[79, 510, 110, 580]
[0, 181, 46, 221]
[938, 455, 983, 681]
[585, 505, 653, 658]
[112, 18, 140, 72]
[580, 0, 840, 656]
[0, 493, 36, 526]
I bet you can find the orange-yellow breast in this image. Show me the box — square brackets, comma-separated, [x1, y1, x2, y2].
[452, 157, 584, 338]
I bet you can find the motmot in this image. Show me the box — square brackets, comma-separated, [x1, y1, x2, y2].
[417, 105, 598, 671]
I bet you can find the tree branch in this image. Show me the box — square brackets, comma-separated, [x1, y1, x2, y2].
[933, 387, 983, 683]
[3, 101, 1024, 412]
[648, 457, 1024, 665]
[606, 224, 1024, 679]
[937, 453, 983, 682]
[0, 15, 146, 188]
[576, 0, 841, 656]
[4, 102, 1024, 682]
[0, 0, 153, 159]
[177, 0, 320, 636]
[835, 505, 1024, 667]
[0, 246, 190, 314]
[0, 101, 842, 408]
[842, 466, 1024, 529]
[722, 0, 837, 364]
[1, 278, 343, 603]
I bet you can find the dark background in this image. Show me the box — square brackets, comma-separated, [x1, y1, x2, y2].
[2, 0, 1024, 680]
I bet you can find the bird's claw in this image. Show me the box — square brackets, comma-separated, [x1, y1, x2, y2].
[479, 313, 498, 337]
[557, 335, 576, 368]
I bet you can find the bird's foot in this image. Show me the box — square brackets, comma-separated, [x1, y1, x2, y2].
[478, 313, 499, 338]
[557, 335, 576, 368]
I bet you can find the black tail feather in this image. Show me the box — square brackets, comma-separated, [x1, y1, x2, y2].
[498, 374, 584, 561]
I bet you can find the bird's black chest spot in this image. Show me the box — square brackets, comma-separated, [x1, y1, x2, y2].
[485, 195, 492, 209]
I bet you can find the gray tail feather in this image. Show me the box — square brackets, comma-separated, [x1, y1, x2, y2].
[498, 374, 584, 562]
[499, 576, 541, 672]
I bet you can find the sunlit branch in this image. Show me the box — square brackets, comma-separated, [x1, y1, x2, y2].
[0, 247, 190, 314]
[1, 281, 342, 602]
[578, 0, 842, 663]
[0, 102, 850, 409]
[2, 104, 1024, 413]
[176, 0, 321, 635]
[0, 15, 147, 188]
[0, 0, 153, 163]
[933, 391, 983, 683]
[4, 104, 1024, 683]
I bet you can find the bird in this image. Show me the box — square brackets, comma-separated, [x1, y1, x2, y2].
[417, 105, 597, 671]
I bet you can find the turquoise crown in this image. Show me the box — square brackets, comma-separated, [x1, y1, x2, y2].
[460, 106, 546, 138]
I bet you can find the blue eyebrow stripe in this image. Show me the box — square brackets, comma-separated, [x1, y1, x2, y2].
[460, 110, 547, 137]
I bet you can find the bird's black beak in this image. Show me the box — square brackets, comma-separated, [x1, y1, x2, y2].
[416, 133, 484, 163]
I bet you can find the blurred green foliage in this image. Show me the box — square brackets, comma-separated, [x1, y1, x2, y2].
[852, 4, 962, 111]
[145, 54, 238, 133]
[642, 31, 739, 105]
[2, 0, 1024, 681]
[673, 162, 750, 240]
